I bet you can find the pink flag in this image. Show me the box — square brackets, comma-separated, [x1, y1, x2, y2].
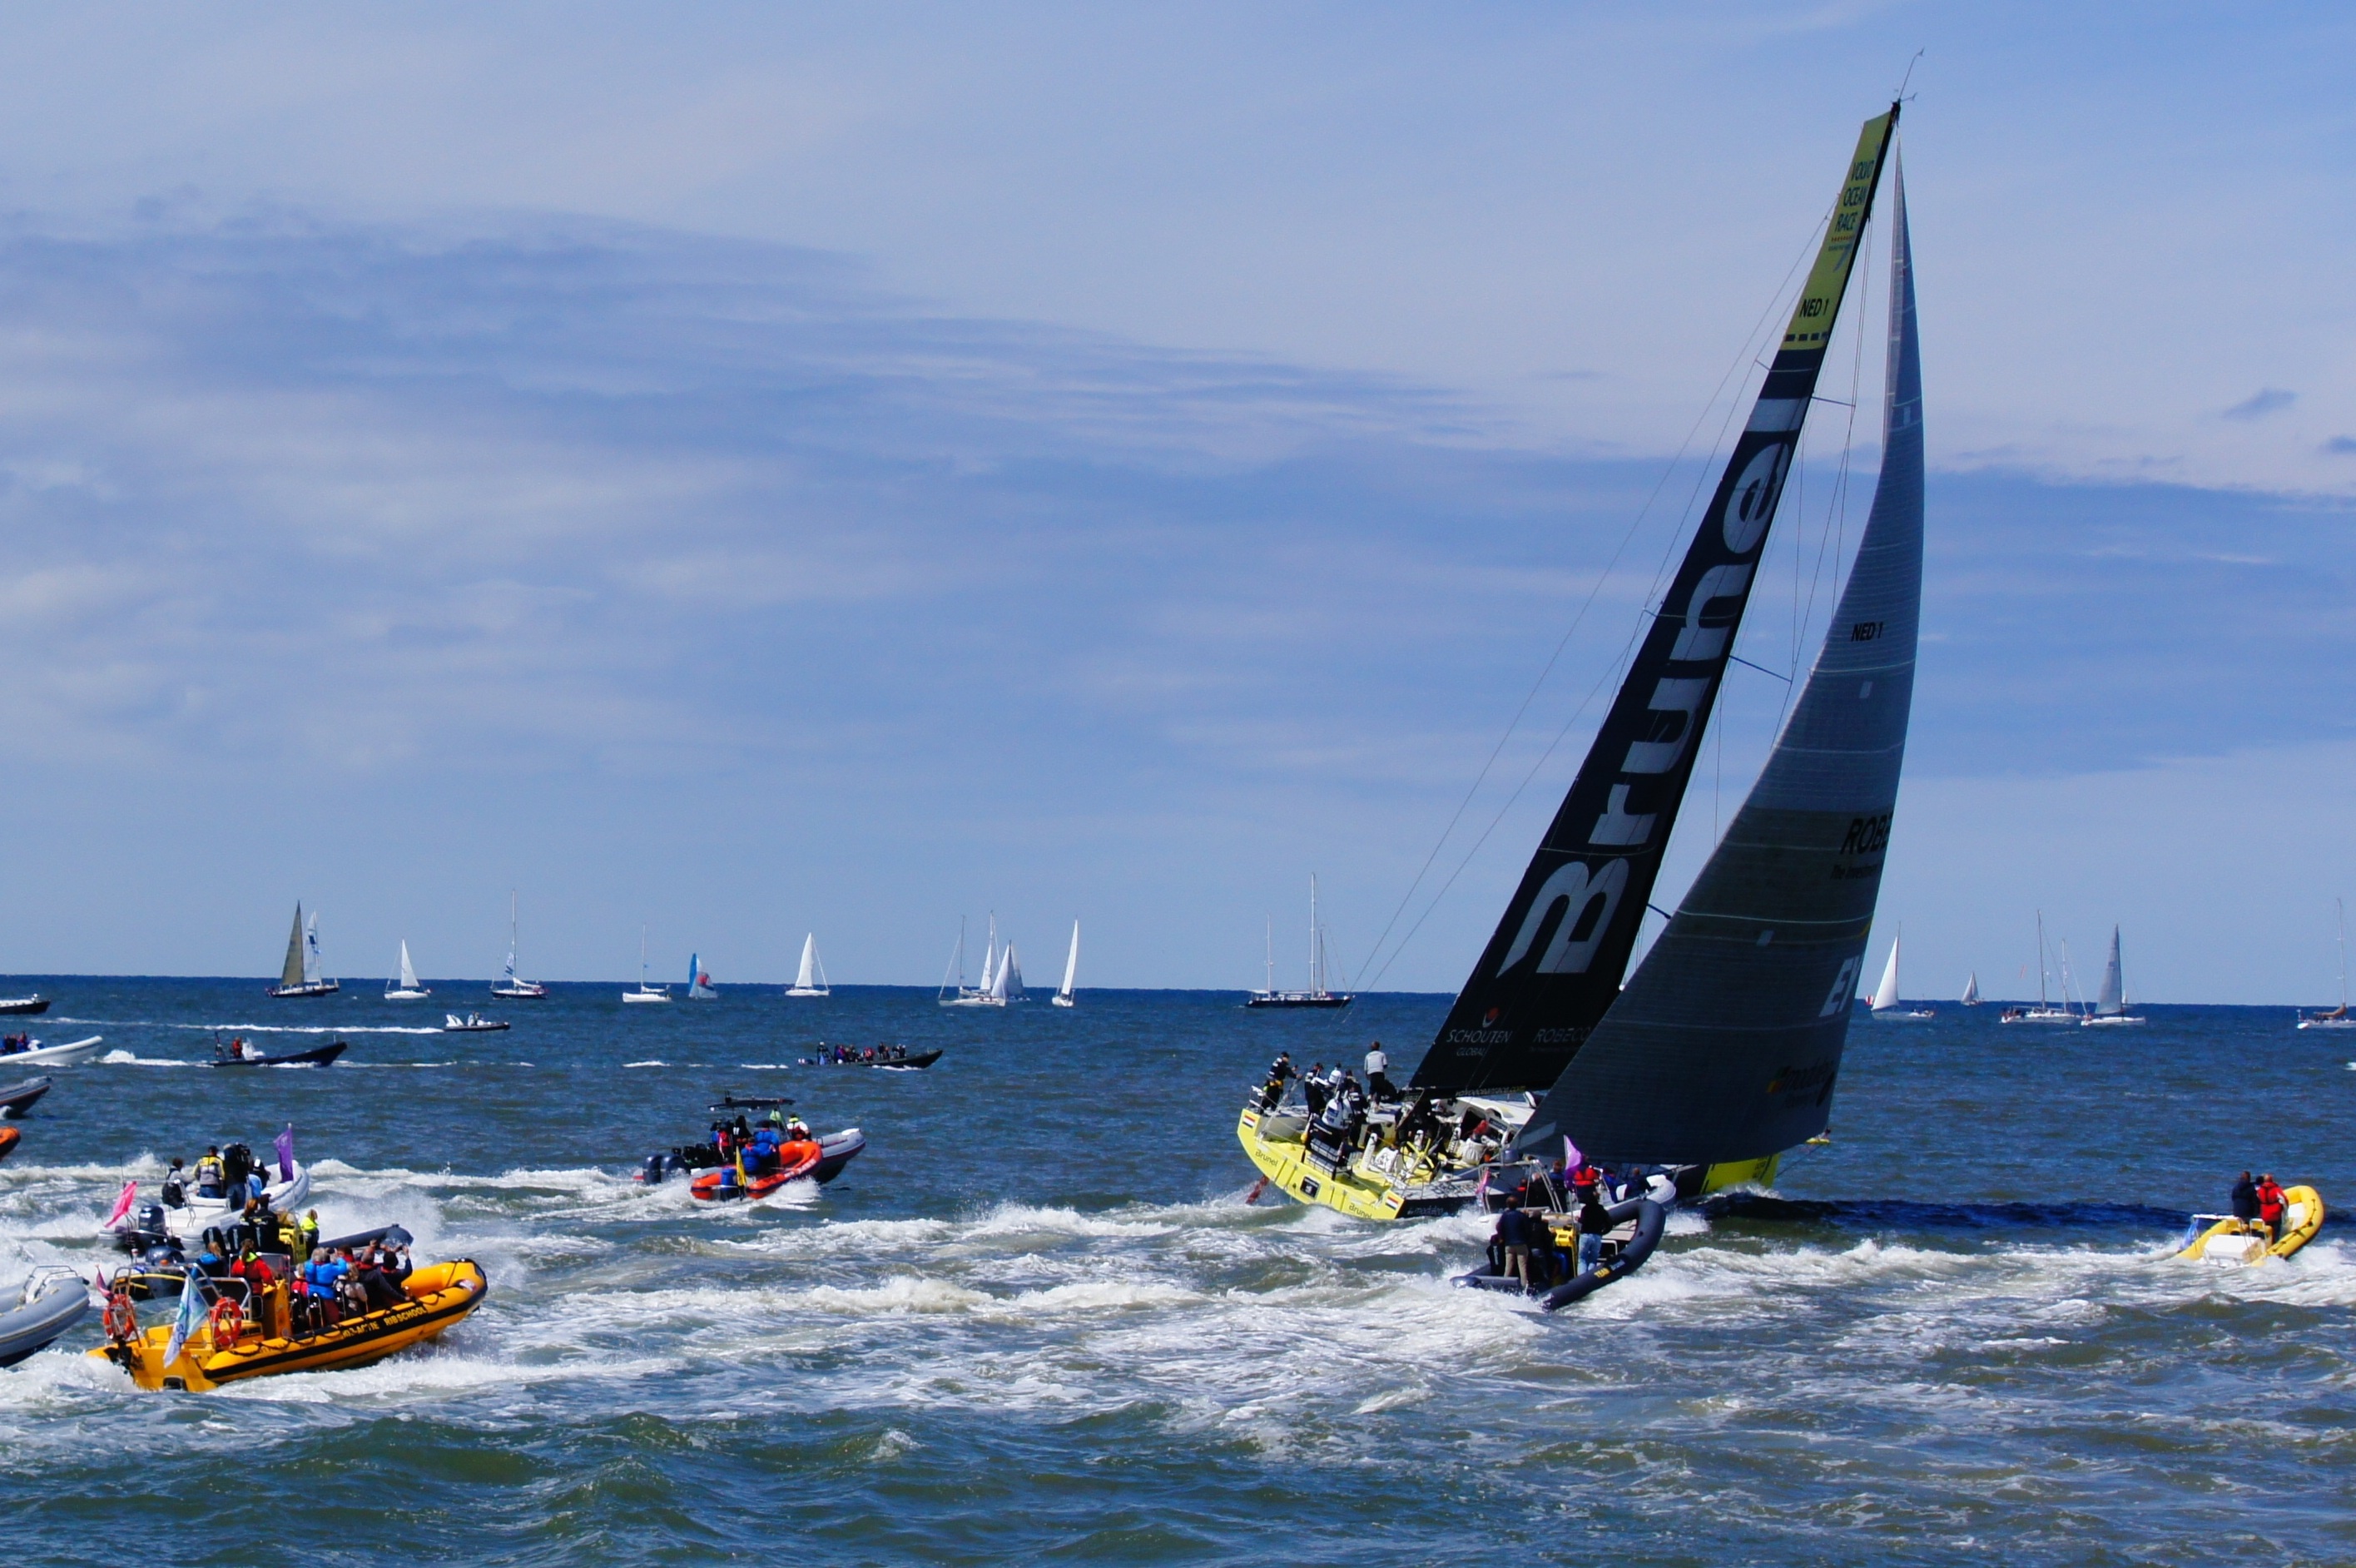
[1475, 1165, 1490, 1202]
[104, 1180, 136, 1229]
[1564, 1136, 1581, 1172]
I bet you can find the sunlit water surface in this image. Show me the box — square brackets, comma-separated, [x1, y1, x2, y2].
[0, 980, 2345, 1566]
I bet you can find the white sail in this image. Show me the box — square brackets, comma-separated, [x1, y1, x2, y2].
[1869, 933, 1902, 1012]
[788, 933, 831, 997]
[2095, 927, 2125, 1016]
[1962, 971, 1980, 1005]
[1003, 945, 1024, 999]
[398, 941, 419, 990]
[302, 914, 324, 986]
[1055, 920, 1079, 1006]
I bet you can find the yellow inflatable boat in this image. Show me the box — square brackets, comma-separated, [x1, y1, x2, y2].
[2177, 1184, 2324, 1266]
[95, 1259, 488, 1391]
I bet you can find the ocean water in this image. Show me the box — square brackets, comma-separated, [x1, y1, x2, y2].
[0, 979, 2346, 1566]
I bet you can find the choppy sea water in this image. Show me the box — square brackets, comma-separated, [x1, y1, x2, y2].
[0, 979, 2346, 1566]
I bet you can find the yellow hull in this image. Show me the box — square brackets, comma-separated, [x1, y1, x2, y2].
[2177, 1186, 2324, 1265]
[1238, 1107, 1783, 1221]
[95, 1260, 489, 1392]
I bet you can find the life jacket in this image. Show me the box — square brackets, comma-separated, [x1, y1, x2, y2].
[2258, 1182, 2287, 1220]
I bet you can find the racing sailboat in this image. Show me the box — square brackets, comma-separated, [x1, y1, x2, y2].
[1869, 928, 1932, 1019]
[2081, 925, 2145, 1025]
[384, 941, 429, 1000]
[1054, 920, 1079, 1007]
[266, 906, 339, 999]
[687, 953, 718, 1000]
[1961, 971, 1981, 1006]
[1241, 103, 1912, 1218]
[490, 891, 548, 999]
[786, 934, 831, 998]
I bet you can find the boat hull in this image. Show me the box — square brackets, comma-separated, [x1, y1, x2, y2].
[209, 1042, 347, 1069]
[1452, 1197, 1666, 1310]
[97, 1261, 488, 1391]
[0, 997, 48, 1016]
[0, 1076, 51, 1118]
[1243, 994, 1352, 1010]
[265, 981, 340, 999]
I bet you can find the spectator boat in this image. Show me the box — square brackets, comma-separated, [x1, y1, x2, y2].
[0, 1035, 103, 1067]
[2177, 1184, 2324, 1264]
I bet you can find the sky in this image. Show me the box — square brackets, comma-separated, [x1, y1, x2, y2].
[0, 3, 2352, 1000]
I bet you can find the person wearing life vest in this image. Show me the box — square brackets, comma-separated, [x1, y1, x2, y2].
[194, 1147, 226, 1199]
[298, 1208, 320, 1258]
[2255, 1174, 2288, 1242]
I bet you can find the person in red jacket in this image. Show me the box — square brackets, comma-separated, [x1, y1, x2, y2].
[2255, 1174, 2288, 1242]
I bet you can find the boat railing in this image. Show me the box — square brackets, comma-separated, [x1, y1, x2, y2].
[17, 1264, 81, 1309]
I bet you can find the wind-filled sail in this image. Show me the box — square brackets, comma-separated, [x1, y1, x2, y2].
[398, 941, 419, 990]
[1869, 935, 1902, 1012]
[2095, 929, 2125, 1017]
[796, 935, 820, 990]
[1517, 159, 1922, 1165]
[1413, 106, 1900, 1097]
[1059, 921, 1080, 1000]
[280, 907, 306, 990]
[301, 914, 324, 985]
[1962, 971, 1980, 1005]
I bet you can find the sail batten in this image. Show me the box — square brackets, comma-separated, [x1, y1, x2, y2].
[1515, 152, 1922, 1165]
[1411, 105, 1901, 1097]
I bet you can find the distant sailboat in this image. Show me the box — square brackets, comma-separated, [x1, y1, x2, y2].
[1246, 875, 1354, 1009]
[1961, 971, 1981, 1006]
[623, 926, 671, 1003]
[2297, 901, 2354, 1030]
[1999, 911, 2076, 1024]
[1867, 928, 1933, 1019]
[491, 891, 548, 999]
[940, 915, 1019, 1007]
[266, 905, 339, 998]
[2081, 926, 2145, 1026]
[786, 934, 831, 998]
[1053, 920, 1079, 1008]
[687, 952, 718, 1000]
[384, 940, 430, 1000]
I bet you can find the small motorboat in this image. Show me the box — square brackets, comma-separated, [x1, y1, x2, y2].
[95, 1245, 488, 1392]
[0, 1035, 103, 1067]
[443, 1013, 510, 1033]
[0, 1076, 52, 1118]
[690, 1135, 829, 1201]
[0, 996, 48, 1016]
[2177, 1185, 2325, 1265]
[207, 1038, 348, 1069]
[798, 1045, 940, 1070]
[112, 1143, 314, 1248]
[0, 1268, 91, 1365]
[639, 1126, 866, 1191]
[1452, 1192, 1669, 1311]
[0, 1127, 19, 1165]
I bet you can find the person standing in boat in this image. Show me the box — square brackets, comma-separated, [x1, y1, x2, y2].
[2230, 1172, 2259, 1227]
[2256, 1174, 2288, 1242]
[1574, 1183, 1613, 1275]
[1301, 1064, 1330, 1120]
[1258, 1053, 1294, 1112]
[1494, 1198, 1535, 1290]
[1363, 1043, 1395, 1102]
[194, 1147, 226, 1200]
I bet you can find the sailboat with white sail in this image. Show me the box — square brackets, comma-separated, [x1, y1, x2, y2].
[1961, 971, 1981, 1006]
[1053, 921, 1079, 1008]
[384, 941, 430, 1000]
[491, 891, 548, 999]
[1999, 912, 2076, 1024]
[786, 935, 831, 998]
[2297, 901, 2354, 1030]
[623, 927, 671, 1003]
[1246, 876, 1353, 1009]
[2081, 925, 2144, 1025]
[687, 953, 718, 1000]
[940, 915, 1023, 1007]
[265, 905, 339, 998]
[1867, 928, 1933, 1019]
[1240, 102, 1911, 1229]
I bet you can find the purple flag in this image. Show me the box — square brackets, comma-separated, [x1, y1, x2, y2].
[1564, 1136, 1580, 1173]
[275, 1124, 295, 1183]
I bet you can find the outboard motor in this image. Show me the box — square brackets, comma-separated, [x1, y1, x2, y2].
[637, 1153, 668, 1184]
[136, 1203, 166, 1235]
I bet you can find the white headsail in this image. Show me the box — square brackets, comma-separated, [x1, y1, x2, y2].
[1055, 920, 1079, 1006]
[1869, 933, 1902, 1013]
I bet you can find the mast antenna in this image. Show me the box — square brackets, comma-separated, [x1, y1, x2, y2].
[1895, 49, 1924, 102]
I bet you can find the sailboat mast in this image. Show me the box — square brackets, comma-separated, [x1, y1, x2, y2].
[1309, 875, 1321, 995]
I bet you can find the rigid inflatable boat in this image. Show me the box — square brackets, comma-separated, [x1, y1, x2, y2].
[0, 1036, 103, 1068]
[798, 1046, 940, 1069]
[642, 1128, 866, 1192]
[0, 1076, 52, 1118]
[0, 1268, 91, 1364]
[208, 1040, 347, 1069]
[1452, 1193, 1667, 1311]
[95, 1258, 487, 1391]
[2177, 1184, 2324, 1265]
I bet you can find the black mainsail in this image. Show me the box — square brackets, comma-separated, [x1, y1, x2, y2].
[1411, 105, 1899, 1098]
[1517, 165, 1922, 1165]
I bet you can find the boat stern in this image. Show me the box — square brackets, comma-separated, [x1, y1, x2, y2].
[1236, 1104, 1410, 1220]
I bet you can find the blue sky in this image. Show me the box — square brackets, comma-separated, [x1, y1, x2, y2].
[0, 4, 2351, 1000]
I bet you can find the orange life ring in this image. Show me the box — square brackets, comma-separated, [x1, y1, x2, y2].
[102, 1288, 139, 1342]
[208, 1297, 246, 1349]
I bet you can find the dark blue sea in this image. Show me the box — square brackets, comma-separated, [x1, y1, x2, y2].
[0, 980, 2345, 1566]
